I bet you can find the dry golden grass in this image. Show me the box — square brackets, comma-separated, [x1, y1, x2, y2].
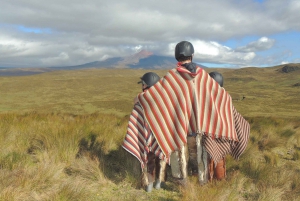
[0, 66, 299, 200]
[0, 69, 168, 116]
[0, 66, 298, 118]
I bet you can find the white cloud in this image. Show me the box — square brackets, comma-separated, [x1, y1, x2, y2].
[281, 61, 289, 65]
[179, 40, 257, 66]
[235, 37, 275, 52]
[193, 41, 220, 56]
[41, 52, 69, 66]
[0, 0, 299, 67]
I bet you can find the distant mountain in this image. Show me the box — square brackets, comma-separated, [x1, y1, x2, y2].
[121, 49, 153, 66]
[129, 55, 176, 69]
[58, 57, 124, 69]
[0, 67, 53, 76]
[10, 50, 300, 76]
[52, 50, 175, 69]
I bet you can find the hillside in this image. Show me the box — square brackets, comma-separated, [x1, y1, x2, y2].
[0, 65, 299, 118]
[0, 67, 300, 200]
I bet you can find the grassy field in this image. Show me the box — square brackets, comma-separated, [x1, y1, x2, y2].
[0, 66, 299, 200]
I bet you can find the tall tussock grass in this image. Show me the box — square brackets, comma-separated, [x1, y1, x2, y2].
[179, 116, 300, 201]
[0, 112, 134, 201]
[1, 112, 300, 200]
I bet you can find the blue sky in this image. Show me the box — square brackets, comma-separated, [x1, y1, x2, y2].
[0, 0, 300, 68]
[17, 26, 53, 34]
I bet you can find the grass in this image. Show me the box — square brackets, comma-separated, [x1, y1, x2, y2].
[0, 69, 168, 116]
[0, 66, 300, 200]
[0, 66, 299, 117]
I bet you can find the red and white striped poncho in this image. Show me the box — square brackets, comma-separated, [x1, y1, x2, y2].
[137, 64, 250, 161]
[204, 106, 250, 163]
[122, 102, 249, 167]
[122, 102, 167, 169]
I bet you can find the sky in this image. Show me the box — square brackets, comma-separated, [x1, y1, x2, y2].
[1, 0, 300, 68]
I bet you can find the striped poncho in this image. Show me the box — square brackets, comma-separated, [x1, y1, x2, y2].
[122, 102, 167, 169]
[204, 106, 250, 163]
[137, 64, 250, 163]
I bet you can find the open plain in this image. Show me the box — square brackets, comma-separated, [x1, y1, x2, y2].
[0, 65, 299, 200]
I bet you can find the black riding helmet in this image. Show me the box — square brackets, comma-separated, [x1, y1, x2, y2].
[138, 72, 160, 90]
[175, 41, 194, 61]
[209, 71, 224, 87]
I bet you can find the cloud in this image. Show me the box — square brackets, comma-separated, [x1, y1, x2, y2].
[185, 40, 256, 66]
[0, 0, 299, 67]
[41, 52, 69, 66]
[235, 37, 275, 52]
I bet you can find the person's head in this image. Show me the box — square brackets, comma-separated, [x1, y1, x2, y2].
[175, 41, 194, 63]
[209, 71, 224, 87]
[138, 72, 160, 92]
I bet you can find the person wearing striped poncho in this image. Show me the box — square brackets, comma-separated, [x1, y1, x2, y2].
[136, 41, 250, 185]
[122, 72, 168, 192]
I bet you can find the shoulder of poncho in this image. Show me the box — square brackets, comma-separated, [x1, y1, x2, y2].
[169, 68, 178, 73]
[133, 102, 143, 111]
[160, 68, 180, 78]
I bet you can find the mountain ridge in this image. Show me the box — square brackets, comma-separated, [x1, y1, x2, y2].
[0, 50, 299, 76]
